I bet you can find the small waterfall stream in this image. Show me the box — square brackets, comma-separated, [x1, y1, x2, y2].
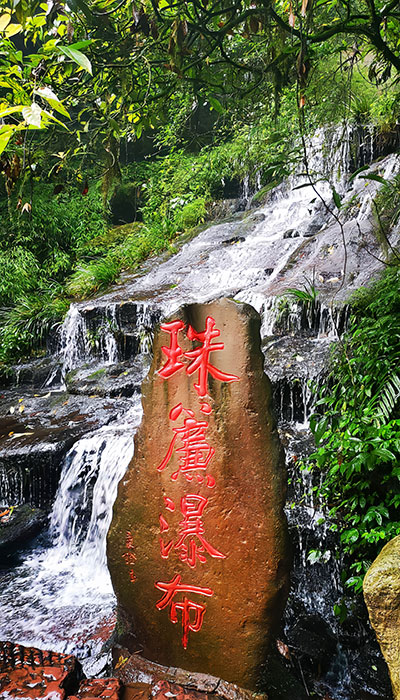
[0, 126, 399, 696]
[0, 402, 142, 674]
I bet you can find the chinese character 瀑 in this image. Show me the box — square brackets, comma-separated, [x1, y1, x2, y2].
[185, 316, 239, 397]
[155, 573, 213, 648]
[157, 412, 215, 487]
[160, 495, 226, 568]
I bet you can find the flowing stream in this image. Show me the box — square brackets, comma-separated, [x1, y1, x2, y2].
[0, 125, 399, 695]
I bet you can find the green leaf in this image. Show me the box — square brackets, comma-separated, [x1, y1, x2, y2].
[0, 125, 15, 155]
[58, 46, 92, 75]
[360, 173, 388, 186]
[67, 40, 94, 51]
[208, 96, 225, 114]
[42, 110, 69, 130]
[332, 187, 342, 209]
[348, 165, 370, 182]
[33, 87, 70, 118]
[68, 0, 92, 20]
[0, 105, 25, 118]
[372, 447, 396, 461]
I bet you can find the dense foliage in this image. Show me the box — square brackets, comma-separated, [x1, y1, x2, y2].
[310, 265, 400, 594]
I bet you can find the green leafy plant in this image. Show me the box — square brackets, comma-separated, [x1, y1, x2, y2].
[309, 268, 400, 592]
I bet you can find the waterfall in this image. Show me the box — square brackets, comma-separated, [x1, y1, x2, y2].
[58, 300, 160, 381]
[0, 401, 142, 670]
[59, 304, 91, 378]
[1, 126, 398, 696]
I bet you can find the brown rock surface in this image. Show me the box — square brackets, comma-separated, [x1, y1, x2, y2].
[108, 299, 290, 689]
[0, 641, 81, 699]
[363, 534, 400, 699]
[69, 677, 121, 699]
[114, 650, 266, 700]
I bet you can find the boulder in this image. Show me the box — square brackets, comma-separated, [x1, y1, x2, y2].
[363, 535, 400, 699]
[108, 299, 290, 690]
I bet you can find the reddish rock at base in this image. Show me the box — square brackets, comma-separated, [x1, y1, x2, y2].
[69, 677, 121, 699]
[0, 641, 81, 699]
[152, 679, 214, 700]
[113, 649, 267, 700]
[108, 299, 290, 690]
[120, 677, 262, 700]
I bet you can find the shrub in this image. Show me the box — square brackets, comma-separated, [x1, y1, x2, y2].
[174, 198, 206, 229]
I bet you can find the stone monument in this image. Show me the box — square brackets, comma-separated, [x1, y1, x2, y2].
[107, 299, 290, 690]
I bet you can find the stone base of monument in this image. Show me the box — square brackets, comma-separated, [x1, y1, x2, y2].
[112, 649, 267, 700]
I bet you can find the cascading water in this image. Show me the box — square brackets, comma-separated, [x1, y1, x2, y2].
[0, 401, 142, 673]
[1, 126, 399, 697]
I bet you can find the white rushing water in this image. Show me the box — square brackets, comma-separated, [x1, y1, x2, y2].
[0, 401, 142, 672]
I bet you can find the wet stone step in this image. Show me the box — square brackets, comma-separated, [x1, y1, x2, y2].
[0, 390, 132, 508]
[65, 357, 150, 398]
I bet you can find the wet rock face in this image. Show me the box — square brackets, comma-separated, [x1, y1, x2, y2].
[364, 535, 400, 699]
[108, 298, 290, 690]
[0, 641, 82, 699]
[0, 504, 47, 558]
[0, 390, 132, 508]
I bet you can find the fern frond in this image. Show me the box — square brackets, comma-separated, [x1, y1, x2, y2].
[373, 372, 400, 426]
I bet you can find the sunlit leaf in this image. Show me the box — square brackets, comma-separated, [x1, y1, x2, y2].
[58, 45, 92, 74]
[22, 103, 42, 128]
[34, 87, 70, 118]
[0, 105, 25, 118]
[0, 125, 15, 155]
[5, 23, 22, 37]
[0, 13, 11, 31]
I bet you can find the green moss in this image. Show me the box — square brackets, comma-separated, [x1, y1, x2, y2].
[88, 368, 107, 379]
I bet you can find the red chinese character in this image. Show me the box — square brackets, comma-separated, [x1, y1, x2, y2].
[158, 320, 185, 378]
[129, 569, 137, 583]
[185, 316, 239, 397]
[157, 415, 215, 486]
[160, 495, 226, 568]
[126, 530, 134, 549]
[155, 574, 213, 648]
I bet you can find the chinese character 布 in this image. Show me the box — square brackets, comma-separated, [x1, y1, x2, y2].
[155, 574, 213, 648]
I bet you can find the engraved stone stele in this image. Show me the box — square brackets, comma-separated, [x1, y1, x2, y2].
[107, 299, 290, 691]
